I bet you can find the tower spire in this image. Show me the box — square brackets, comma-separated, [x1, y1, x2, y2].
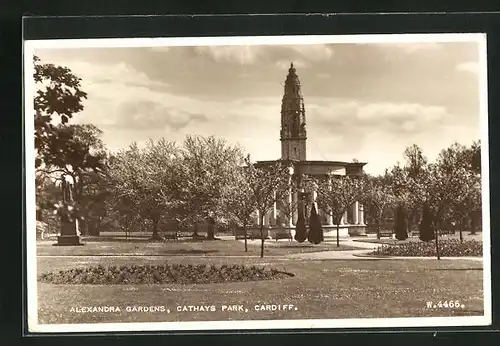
[280, 64, 306, 161]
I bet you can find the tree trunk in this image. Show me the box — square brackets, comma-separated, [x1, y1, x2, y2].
[434, 220, 441, 260]
[470, 211, 479, 235]
[150, 218, 163, 241]
[376, 220, 381, 240]
[207, 218, 216, 240]
[243, 223, 248, 252]
[260, 215, 265, 258]
[336, 220, 340, 248]
[192, 222, 199, 238]
[459, 217, 464, 243]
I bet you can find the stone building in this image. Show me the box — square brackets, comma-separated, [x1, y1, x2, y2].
[252, 63, 367, 239]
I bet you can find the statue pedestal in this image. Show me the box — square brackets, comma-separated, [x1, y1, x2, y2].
[53, 220, 84, 246]
[347, 225, 368, 237]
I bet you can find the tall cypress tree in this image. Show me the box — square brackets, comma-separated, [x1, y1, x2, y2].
[294, 204, 307, 243]
[308, 203, 324, 244]
[419, 204, 435, 242]
[394, 205, 408, 240]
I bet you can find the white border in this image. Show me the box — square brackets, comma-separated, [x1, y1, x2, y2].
[24, 33, 491, 333]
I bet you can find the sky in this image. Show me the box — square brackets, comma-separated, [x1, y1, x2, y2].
[33, 38, 483, 174]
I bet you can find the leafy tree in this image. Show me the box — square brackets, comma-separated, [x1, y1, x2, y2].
[403, 142, 477, 259]
[361, 174, 396, 239]
[249, 161, 290, 257]
[419, 204, 435, 242]
[277, 188, 299, 240]
[34, 56, 88, 168]
[316, 174, 366, 247]
[307, 203, 324, 244]
[177, 135, 244, 240]
[394, 205, 409, 240]
[447, 141, 482, 240]
[228, 156, 259, 252]
[108, 139, 181, 240]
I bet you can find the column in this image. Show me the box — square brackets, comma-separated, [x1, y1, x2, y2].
[255, 209, 260, 225]
[287, 188, 293, 227]
[359, 203, 365, 225]
[341, 210, 347, 225]
[353, 201, 359, 224]
[326, 175, 334, 225]
[326, 210, 333, 226]
[311, 186, 318, 210]
[292, 190, 298, 225]
[264, 210, 270, 227]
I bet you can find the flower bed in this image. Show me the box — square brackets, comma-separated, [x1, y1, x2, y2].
[39, 263, 294, 285]
[370, 239, 482, 257]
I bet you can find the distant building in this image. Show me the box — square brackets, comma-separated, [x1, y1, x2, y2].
[254, 63, 367, 238]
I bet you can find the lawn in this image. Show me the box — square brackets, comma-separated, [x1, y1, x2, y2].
[37, 238, 360, 257]
[35, 254, 484, 325]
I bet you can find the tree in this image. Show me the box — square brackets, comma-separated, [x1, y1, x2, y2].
[419, 204, 435, 242]
[278, 188, 300, 241]
[316, 174, 366, 247]
[307, 203, 324, 244]
[34, 56, 88, 168]
[34, 57, 97, 240]
[361, 174, 396, 239]
[36, 124, 108, 236]
[394, 205, 408, 240]
[447, 141, 482, 240]
[403, 142, 477, 259]
[177, 135, 244, 240]
[108, 139, 181, 240]
[294, 206, 307, 243]
[228, 156, 258, 252]
[249, 161, 290, 257]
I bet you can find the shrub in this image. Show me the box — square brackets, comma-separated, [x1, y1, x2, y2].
[307, 204, 323, 244]
[294, 206, 307, 243]
[419, 204, 435, 242]
[39, 263, 295, 285]
[394, 205, 408, 241]
[371, 239, 482, 257]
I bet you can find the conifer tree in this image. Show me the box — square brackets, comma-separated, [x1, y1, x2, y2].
[294, 206, 307, 243]
[307, 203, 324, 244]
[394, 205, 408, 240]
[419, 204, 435, 242]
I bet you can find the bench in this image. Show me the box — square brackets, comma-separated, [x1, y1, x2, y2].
[378, 231, 394, 238]
[163, 231, 179, 240]
[274, 229, 293, 241]
[439, 229, 455, 236]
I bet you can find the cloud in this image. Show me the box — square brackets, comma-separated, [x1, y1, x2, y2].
[289, 44, 334, 61]
[59, 60, 170, 90]
[114, 100, 208, 131]
[322, 101, 447, 133]
[149, 46, 171, 53]
[275, 59, 308, 69]
[389, 43, 442, 54]
[195, 45, 262, 65]
[456, 61, 479, 75]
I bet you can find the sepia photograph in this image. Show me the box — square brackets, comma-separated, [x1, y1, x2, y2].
[24, 34, 491, 332]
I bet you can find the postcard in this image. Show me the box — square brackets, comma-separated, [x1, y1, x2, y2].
[24, 33, 491, 333]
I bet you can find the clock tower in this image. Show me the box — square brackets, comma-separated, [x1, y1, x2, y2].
[280, 63, 307, 161]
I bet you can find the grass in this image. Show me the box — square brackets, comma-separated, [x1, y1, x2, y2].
[37, 238, 360, 257]
[36, 255, 484, 324]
